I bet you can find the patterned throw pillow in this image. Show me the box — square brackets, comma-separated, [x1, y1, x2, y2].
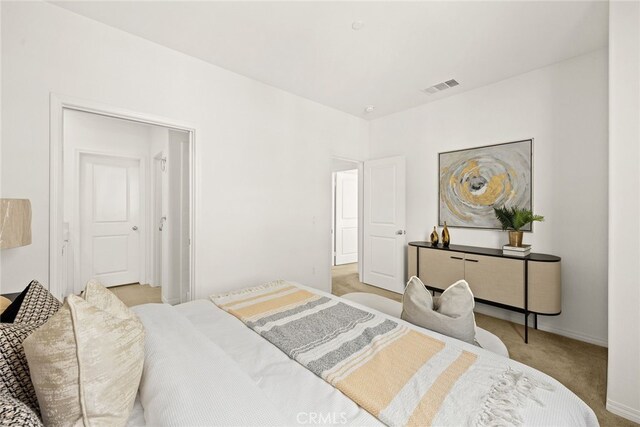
[0, 281, 60, 416]
[1, 281, 61, 325]
[0, 323, 41, 414]
[0, 392, 43, 427]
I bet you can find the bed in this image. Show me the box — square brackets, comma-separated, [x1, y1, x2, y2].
[128, 282, 598, 426]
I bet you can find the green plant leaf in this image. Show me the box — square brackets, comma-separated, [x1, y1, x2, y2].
[493, 206, 544, 231]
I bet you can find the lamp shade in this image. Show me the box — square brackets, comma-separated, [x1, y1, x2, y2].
[0, 199, 32, 249]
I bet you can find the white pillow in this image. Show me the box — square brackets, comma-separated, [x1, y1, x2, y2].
[401, 276, 477, 344]
[23, 281, 144, 427]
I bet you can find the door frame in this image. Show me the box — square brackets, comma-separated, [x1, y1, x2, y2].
[151, 151, 165, 289]
[50, 93, 198, 301]
[330, 157, 364, 282]
[73, 150, 147, 293]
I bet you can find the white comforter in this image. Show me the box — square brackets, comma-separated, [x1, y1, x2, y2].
[130, 286, 599, 426]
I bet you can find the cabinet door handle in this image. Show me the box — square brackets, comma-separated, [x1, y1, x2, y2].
[465, 258, 479, 263]
[450, 256, 463, 260]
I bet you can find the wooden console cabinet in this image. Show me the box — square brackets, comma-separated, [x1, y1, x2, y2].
[407, 242, 561, 343]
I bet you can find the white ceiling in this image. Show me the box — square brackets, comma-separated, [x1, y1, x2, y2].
[51, 1, 608, 120]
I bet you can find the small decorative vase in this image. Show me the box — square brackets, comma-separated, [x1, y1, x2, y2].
[508, 231, 523, 247]
[430, 226, 439, 246]
[442, 222, 450, 247]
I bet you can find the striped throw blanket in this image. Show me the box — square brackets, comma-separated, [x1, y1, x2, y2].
[211, 281, 552, 427]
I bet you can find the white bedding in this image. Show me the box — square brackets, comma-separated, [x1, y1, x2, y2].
[130, 284, 598, 426]
[126, 396, 145, 427]
[131, 303, 285, 426]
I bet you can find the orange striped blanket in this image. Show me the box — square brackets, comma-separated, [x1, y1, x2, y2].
[211, 281, 554, 426]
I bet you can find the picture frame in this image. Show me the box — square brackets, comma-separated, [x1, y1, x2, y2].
[438, 139, 533, 230]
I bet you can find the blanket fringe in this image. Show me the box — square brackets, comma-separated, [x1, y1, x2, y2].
[474, 367, 554, 427]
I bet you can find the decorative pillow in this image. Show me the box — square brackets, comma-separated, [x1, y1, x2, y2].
[0, 392, 43, 427]
[0, 323, 41, 414]
[0, 282, 60, 416]
[81, 279, 138, 322]
[0, 281, 61, 324]
[401, 276, 477, 344]
[23, 281, 144, 427]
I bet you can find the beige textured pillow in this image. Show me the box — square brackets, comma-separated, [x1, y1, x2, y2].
[401, 276, 477, 344]
[23, 282, 144, 427]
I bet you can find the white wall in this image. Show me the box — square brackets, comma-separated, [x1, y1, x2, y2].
[369, 49, 609, 346]
[0, 1, 369, 296]
[607, 1, 640, 422]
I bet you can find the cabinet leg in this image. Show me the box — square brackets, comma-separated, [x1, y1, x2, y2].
[534, 314, 538, 330]
[524, 313, 529, 344]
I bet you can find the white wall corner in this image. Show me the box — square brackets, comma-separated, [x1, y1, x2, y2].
[607, 0, 640, 423]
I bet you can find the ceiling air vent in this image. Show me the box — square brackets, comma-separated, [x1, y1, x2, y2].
[422, 79, 460, 95]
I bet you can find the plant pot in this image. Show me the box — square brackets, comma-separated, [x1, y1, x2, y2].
[508, 231, 524, 247]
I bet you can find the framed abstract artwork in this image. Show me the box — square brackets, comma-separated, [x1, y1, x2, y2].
[439, 139, 533, 230]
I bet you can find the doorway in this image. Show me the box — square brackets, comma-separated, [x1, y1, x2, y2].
[330, 156, 407, 299]
[55, 106, 194, 305]
[330, 158, 362, 296]
[333, 169, 358, 266]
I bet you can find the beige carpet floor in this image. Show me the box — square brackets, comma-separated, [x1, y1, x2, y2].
[332, 263, 637, 427]
[110, 283, 161, 307]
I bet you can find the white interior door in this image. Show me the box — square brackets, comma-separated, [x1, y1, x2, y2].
[80, 154, 142, 288]
[335, 170, 358, 265]
[363, 156, 406, 293]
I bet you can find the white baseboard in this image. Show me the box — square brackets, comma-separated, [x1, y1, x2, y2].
[607, 399, 640, 423]
[161, 295, 180, 305]
[473, 304, 608, 347]
[536, 324, 608, 347]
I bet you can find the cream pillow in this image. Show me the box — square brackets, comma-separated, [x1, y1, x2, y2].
[401, 276, 477, 344]
[23, 281, 144, 427]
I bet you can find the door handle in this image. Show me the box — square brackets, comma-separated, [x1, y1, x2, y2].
[132, 226, 138, 231]
[465, 258, 479, 263]
[450, 256, 463, 260]
[395, 230, 406, 235]
[159, 216, 166, 231]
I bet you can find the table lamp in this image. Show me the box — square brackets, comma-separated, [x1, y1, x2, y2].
[0, 199, 32, 249]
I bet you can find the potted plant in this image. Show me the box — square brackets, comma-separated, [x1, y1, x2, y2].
[493, 206, 544, 247]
